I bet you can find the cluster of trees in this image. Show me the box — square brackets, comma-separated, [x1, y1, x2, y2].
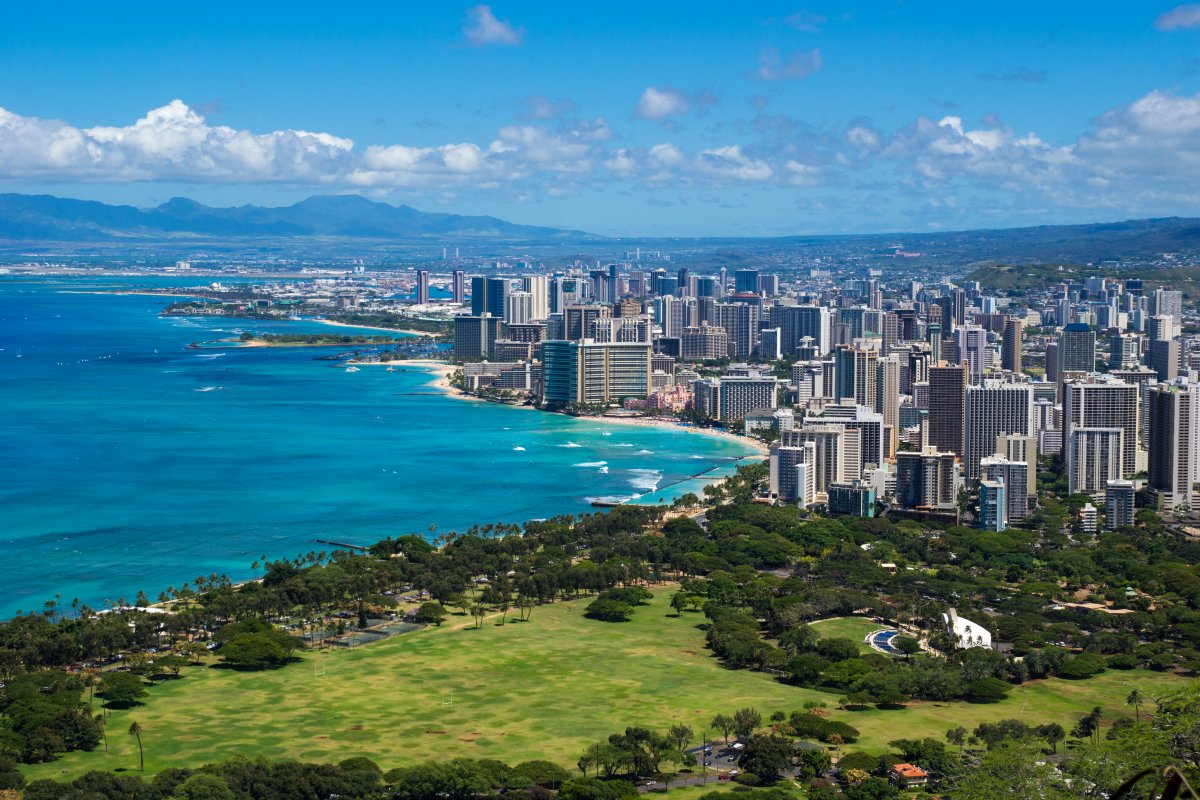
[584, 588, 653, 623]
[17, 754, 577, 800]
[0, 671, 102, 764]
[576, 725, 693, 778]
[212, 619, 304, 670]
[239, 332, 398, 345]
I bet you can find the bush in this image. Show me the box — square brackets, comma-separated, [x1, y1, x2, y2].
[963, 677, 1011, 703]
[1058, 653, 1106, 679]
[1107, 654, 1139, 670]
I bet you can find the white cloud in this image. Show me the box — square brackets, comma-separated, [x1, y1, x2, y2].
[463, 5, 523, 46]
[755, 47, 823, 81]
[784, 12, 826, 31]
[696, 145, 773, 181]
[1155, 4, 1200, 30]
[635, 87, 690, 120]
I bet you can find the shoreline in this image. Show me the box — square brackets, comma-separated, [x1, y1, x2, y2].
[404, 359, 768, 458]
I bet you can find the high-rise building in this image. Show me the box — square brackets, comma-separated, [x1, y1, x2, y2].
[955, 325, 988, 380]
[980, 454, 1030, 522]
[818, 404, 886, 470]
[1002, 318, 1023, 374]
[1153, 288, 1184, 326]
[1148, 380, 1200, 510]
[979, 479, 1007, 531]
[1105, 479, 1136, 530]
[875, 356, 901, 458]
[1147, 314, 1176, 343]
[769, 439, 817, 506]
[828, 481, 877, 517]
[471, 277, 509, 317]
[775, 305, 832, 356]
[715, 301, 760, 359]
[505, 291, 535, 325]
[521, 275, 550, 321]
[715, 376, 778, 422]
[1067, 428, 1125, 497]
[563, 305, 611, 341]
[1150, 338, 1181, 382]
[780, 427, 862, 497]
[1109, 332, 1141, 370]
[928, 362, 969, 459]
[734, 269, 759, 294]
[680, 324, 728, 361]
[760, 328, 782, 361]
[894, 447, 959, 510]
[1063, 378, 1140, 479]
[540, 340, 652, 409]
[1058, 323, 1097, 374]
[454, 314, 503, 361]
[964, 382, 1034, 481]
[452, 270, 466, 304]
[415, 270, 430, 305]
[834, 346, 878, 407]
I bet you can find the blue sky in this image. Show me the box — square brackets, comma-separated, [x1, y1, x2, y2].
[2, 1, 1200, 236]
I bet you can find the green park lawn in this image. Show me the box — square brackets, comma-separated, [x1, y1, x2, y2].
[808, 617, 887, 653]
[25, 591, 1190, 780]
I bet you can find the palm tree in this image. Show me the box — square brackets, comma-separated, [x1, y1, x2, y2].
[128, 721, 144, 771]
[1126, 689, 1144, 723]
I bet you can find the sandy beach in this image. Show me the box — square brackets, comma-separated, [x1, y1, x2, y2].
[402, 359, 768, 458]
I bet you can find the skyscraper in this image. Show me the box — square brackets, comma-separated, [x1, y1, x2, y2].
[734, 269, 759, 294]
[1058, 323, 1097, 374]
[834, 346, 878, 407]
[1001, 318, 1023, 374]
[1105, 479, 1136, 530]
[1148, 380, 1200, 510]
[775, 305, 832, 356]
[1066, 428, 1125, 497]
[521, 275, 550, 321]
[928, 362, 968, 459]
[471, 276, 509, 317]
[452, 269, 466, 304]
[964, 382, 1034, 481]
[415, 269, 430, 305]
[1062, 378, 1140, 479]
[894, 447, 959, 510]
[540, 340, 652, 410]
[955, 325, 988, 380]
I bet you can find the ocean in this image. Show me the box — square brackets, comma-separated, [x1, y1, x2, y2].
[0, 275, 756, 618]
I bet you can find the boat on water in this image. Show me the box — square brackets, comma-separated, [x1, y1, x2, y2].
[345, 365, 360, 373]
[386, 366, 395, 372]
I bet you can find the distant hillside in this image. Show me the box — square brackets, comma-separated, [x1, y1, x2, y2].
[0, 193, 594, 242]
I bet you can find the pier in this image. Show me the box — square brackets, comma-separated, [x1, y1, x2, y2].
[315, 538, 370, 552]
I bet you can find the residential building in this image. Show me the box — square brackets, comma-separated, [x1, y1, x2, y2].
[894, 447, 959, 510]
[1148, 379, 1200, 510]
[1063, 378, 1140, 478]
[540, 340, 652, 409]
[928, 362, 968, 459]
[1067, 428, 1124, 497]
[964, 382, 1034, 481]
[1106, 479, 1136, 530]
[1001, 317, 1023, 373]
[470, 276, 509, 317]
[828, 481, 877, 517]
[1058, 323, 1097, 373]
[979, 478, 1007, 531]
[453, 314, 503, 361]
[680, 323, 728, 361]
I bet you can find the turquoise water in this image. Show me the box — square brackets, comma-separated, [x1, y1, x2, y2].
[0, 276, 756, 618]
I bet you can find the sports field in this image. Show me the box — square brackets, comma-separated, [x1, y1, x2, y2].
[808, 617, 886, 653]
[25, 591, 1188, 779]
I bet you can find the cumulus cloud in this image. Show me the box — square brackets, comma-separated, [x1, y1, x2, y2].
[755, 47, 823, 81]
[463, 5, 523, 46]
[635, 87, 690, 120]
[8, 90, 1200, 217]
[1156, 4, 1200, 30]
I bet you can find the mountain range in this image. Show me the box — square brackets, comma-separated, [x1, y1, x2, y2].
[0, 193, 593, 242]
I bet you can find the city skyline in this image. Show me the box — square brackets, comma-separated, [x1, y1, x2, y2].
[4, 1, 1200, 236]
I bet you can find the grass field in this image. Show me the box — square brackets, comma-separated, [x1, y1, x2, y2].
[24, 592, 1189, 780]
[808, 617, 887, 653]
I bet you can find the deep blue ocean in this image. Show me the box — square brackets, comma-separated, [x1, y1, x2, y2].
[0, 275, 754, 618]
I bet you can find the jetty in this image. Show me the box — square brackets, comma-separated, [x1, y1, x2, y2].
[315, 538, 370, 552]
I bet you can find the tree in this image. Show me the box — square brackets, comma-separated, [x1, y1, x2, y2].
[1036, 723, 1066, 753]
[894, 636, 921, 658]
[945, 725, 968, 751]
[584, 598, 633, 622]
[99, 672, 147, 708]
[415, 602, 446, 626]
[666, 723, 693, 754]
[733, 707, 762, 741]
[1126, 689, 1145, 723]
[711, 713, 735, 746]
[670, 592, 688, 616]
[955, 740, 1074, 800]
[219, 633, 287, 670]
[128, 721, 144, 771]
[1072, 706, 1103, 745]
[738, 734, 794, 783]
